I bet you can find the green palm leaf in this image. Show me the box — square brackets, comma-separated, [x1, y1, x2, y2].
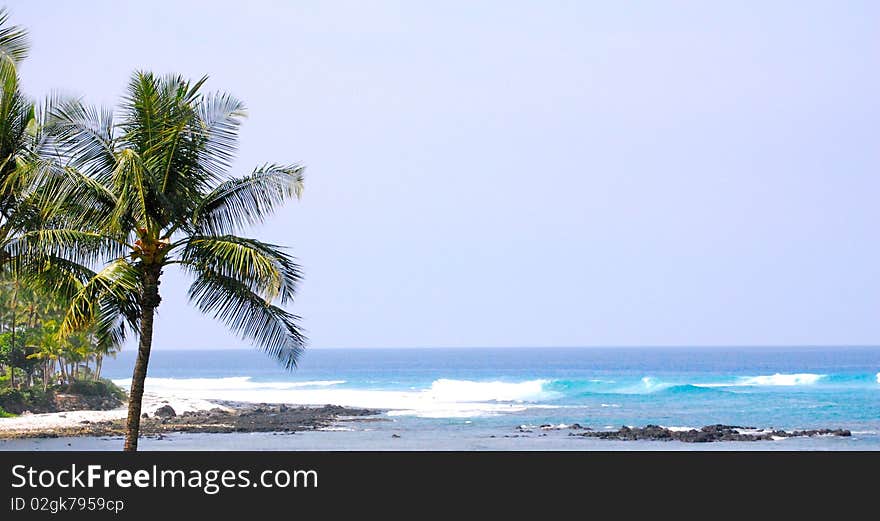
[179, 234, 301, 303]
[193, 164, 304, 235]
[188, 269, 305, 369]
[0, 8, 29, 71]
[58, 258, 141, 339]
[46, 98, 116, 182]
[5, 228, 126, 267]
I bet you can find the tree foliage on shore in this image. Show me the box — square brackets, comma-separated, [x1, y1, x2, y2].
[0, 277, 119, 391]
[0, 7, 121, 396]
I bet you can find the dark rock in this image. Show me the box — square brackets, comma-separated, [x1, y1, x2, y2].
[569, 424, 853, 443]
[141, 413, 149, 419]
[392, 434, 401, 438]
[154, 405, 177, 418]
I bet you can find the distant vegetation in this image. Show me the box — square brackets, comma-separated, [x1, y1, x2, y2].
[0, 278, 127, 415]
[0, 278, 120, 392]
[0, 7, 121, 406]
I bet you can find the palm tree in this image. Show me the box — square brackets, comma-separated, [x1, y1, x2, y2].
[91, 332, 120, 381]
[27, 71, 306, 451]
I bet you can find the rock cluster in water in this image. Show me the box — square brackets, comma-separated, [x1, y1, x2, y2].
[566, 424, 852, 442]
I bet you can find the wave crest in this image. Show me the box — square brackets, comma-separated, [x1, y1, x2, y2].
[736, 373, 825, 386]
[428, 378, 552, 402]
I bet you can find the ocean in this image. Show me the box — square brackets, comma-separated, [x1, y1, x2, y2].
[9, 347, 880, 450]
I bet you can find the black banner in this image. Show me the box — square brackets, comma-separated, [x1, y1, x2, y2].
[1, 451, 876, 517]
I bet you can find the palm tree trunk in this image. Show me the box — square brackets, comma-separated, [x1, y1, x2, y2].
[9, 319, 14, 390]
[124, 266, 161, 452]
[95, 355, 103, 381]
[9, 282, 16, 389]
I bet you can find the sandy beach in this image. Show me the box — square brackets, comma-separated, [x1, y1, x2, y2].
[0, 392, 228, 438]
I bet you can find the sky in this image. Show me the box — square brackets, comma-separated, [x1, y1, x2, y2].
[6, 0, 880, 349]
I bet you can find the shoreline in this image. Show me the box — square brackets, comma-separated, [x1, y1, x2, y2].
[0, 393, 381, 440]
[0, 393, 856, 444]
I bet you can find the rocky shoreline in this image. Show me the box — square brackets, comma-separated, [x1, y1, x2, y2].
[0, 402, 382, 439]
[513, 423, 852, 442]
[2, 406, 856, 444]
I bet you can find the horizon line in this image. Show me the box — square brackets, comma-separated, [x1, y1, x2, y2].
[137, 344, 880, 351]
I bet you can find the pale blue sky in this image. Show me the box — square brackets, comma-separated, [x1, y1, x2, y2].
[7, 1, 880, 348]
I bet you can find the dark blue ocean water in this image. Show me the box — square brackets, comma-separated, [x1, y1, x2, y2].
[100, 347, 880, 438]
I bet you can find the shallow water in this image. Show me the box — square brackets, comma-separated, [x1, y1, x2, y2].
[3, 424, 878, 451]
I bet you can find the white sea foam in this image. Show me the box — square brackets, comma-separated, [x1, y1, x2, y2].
[113, 376, 554, 419]
[735, 428, 768, 435]
[539, 424, 574, 430]
[876, 372, 880, 384]
[696, 373, 826, 388]
[664, 426, 698, 432]
[737, 373, 825, 386]
[616, 376, 675, 394]
[428, 378, 551, 402]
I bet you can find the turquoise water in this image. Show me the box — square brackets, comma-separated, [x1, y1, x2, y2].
[89, 347, 880, 449]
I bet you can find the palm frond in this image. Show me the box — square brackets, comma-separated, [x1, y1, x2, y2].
[3, 250, 92, 292]
[58, 258, 141, 339]
[193, 164, 304, 235]
[0, 67, 32, 187]
[5, 228, 126, 268]
[109, 148, 152, 229]
[0, 8, 29, 69]
[196, 91, 246, 181]
[6, 157, 114, 216]
[178, 234, 301, 303]
[188, 269, 305, 369]
[119, 72, 221, 228]
[47, 98, 117, 182]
